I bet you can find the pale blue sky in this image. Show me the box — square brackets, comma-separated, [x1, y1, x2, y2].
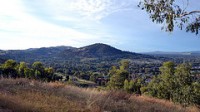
[0, 0, 200, 52]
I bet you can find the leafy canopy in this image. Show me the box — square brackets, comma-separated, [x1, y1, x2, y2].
[139, 0, 200, 35]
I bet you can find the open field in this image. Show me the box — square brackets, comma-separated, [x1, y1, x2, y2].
[0, 78, 199, 112]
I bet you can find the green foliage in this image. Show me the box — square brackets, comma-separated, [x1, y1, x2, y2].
[173, 63, 196, 105]
[192, 82, 200, 104]
[3, 59, 17, 69]
[129, 80, 134, 92]
[128, 79, 143, 94]
[108, 60, 130, 90]
[159, 61, 175, 99]
[108, 69, 128, 89]
[145, 61, 200, 106]
[124, 79, 129, 92]
[108, 66, 117, 77]
[32, 62, 44, 73]
[34, 70, 41, 79]
[139, 0, 200, 35]
[24, 68, 34, 78]
[0, 59, 59, 82]
[45, 67, 55, 81]
[120, 59, 130, 71]
[145, 62, 176, 99]
[18, 62, 28, 78]
[45, 67, 54, 74]
[2, 59, 18, 78]
[121, 76, 146, 95]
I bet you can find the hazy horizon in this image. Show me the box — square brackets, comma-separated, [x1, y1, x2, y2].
[1, 43, 200, 53]
[0, 0, 200, 52]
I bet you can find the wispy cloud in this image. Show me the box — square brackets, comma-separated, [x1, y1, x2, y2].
[0, 13, 106, 49]
[22, 0, 137, 46]
[0, 0, 169, 51]
[27, 0, 137, 21]
[68, 0, 136, 20]
[1, 0, 199, 52]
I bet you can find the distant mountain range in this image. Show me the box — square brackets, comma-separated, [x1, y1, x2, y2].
[142, 51, 200, 56]
[0, 43, 159, 64]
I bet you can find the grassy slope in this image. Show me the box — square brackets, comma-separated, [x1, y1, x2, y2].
[0, 78, 199, 112]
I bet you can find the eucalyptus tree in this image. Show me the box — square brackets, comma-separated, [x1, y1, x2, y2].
[139, 0, 200, 35]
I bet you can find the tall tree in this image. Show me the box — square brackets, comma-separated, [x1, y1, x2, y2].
[32, 62, 45, 79]
[124, 79, 130, 92]
[18, 62, 28, 78]
[108, 69, 129, 89]
[145, 61, 175, 100]
[173, 63, 195, 105]
[45, 67, 54, 81]
[108, 60, 129, 89]
[145, 62, 200, 105]
[159, 61, 175, 100]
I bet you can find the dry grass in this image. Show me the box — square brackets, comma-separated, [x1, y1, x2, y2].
[0, 78, 199, 112]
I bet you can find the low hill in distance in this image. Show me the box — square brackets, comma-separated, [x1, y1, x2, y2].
[0, 46, 74, 62]
[0, 43, 167, 78]
[59, 43, 155, 59]
[142, 51, 200, 64]
[143, 51, 200, 56]
[0, 43, 158, 62]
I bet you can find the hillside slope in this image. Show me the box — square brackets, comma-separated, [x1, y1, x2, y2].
[0, 43, 158, 63]
[0, 46, 74, 63]
[59, 43, 155, 59]
[0, 78, 199, 112]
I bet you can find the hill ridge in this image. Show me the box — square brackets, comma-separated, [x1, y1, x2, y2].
[0, 43, 159, 65]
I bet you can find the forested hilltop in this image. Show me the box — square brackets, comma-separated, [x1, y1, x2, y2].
[0, 43, 163, 76]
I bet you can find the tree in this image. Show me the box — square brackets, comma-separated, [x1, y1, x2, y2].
[2, 59, 18, 78]
[139, 0, 200, 35]
[192, 82, 200, 105]
[173, 63, 196, 105]
[32, 62, 44, 72]
[145, 62, 200, 105]
[18, 62, 28, 78]
[108, 69, 129, 89]
[159, 61, 175, 100]
[108, 66, 117, 77]
[32, 62, 44, 79]
[24, 68, 34, 78]
[34, 70, 41, 79]
[120, 60, 130, 71]
[108, 60, 130, 89]
[45, 67, 55, 81]
[124, 79, 130, 92]
[145, 61, 175, 100]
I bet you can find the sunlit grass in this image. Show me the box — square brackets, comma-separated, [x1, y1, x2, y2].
[0, 78, 199, 112]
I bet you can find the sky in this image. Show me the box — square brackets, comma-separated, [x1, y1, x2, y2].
[0, 0, 200, 52]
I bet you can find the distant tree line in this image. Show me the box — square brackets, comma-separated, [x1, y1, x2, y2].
[0, 59, 62, 81]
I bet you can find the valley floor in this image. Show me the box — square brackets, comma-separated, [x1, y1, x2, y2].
[0, 78, 199, 112]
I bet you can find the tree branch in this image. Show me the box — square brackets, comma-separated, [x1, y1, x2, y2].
[181, 10, 200, 17]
